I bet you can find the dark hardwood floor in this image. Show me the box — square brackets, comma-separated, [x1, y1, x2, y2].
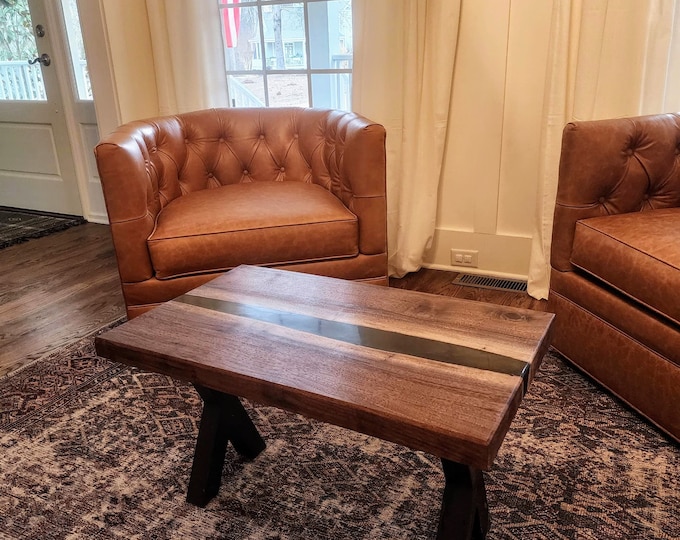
[0, 223, 126, 376]
[389, 269, 548, 311]
[0, 223, 547, 377]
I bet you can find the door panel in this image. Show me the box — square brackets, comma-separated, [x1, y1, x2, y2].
[0, 0, 84, 215]
[0, 122, 60, 174]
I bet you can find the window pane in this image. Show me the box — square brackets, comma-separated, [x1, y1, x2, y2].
[267, 74, 309, 107]
[262, 3, 305, 70]
[60, 0, 92, 100]
[0, 0, 46, 101]
[228, 74, 265, 107]
[223, 6, 261, 71]
[308, 1, 353, 69]
[311, 73, 351, 110]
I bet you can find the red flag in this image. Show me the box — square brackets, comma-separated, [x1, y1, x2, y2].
[222, 0, 240, 48]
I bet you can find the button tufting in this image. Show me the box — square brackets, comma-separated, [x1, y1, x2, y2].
[259, 134, 265, 140]
[598, 197, 606, 203]
[243, 169, 249, 175]
[626, 148, 634, 155]
[280, 167, 285, 172]
[643, 193, 649, 200]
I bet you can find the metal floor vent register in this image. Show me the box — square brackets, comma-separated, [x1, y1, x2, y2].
[453, 274, 528, 292]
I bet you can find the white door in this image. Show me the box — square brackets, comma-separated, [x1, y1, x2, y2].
[0, 0, 94, 216]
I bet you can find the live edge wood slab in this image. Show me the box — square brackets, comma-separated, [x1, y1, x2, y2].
[96, 265, 554, 540]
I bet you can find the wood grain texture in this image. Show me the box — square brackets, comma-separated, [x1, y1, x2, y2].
[0, 223, 126, 376]
[193, 267, 552, 378]
[96, 266, 554, 469]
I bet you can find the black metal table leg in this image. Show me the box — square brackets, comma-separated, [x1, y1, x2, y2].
[186, 384, 266, 507]
[436, 459, 489, 540]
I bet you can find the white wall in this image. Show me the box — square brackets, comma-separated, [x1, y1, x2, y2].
[425, 0, 553, 279]
[78, 0, 159, 140]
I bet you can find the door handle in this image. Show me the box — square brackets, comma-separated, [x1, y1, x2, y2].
[28, 53, 51, 67]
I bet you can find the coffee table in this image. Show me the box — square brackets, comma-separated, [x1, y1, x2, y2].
[95, 265, 554, 539]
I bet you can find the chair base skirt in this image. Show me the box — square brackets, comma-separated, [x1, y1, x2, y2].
[123, 255, 388, 320]
[548, 291, 680, 442]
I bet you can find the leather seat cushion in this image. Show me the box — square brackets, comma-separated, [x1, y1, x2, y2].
[148, 181, 358, 279]
[570, 208, 680, 326]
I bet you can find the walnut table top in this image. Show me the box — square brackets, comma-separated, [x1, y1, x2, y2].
[96, 265, 554, 470]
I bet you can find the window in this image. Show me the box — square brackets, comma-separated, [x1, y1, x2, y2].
[61, 0, 92, 100]
[0, 0, 46, 100]
[0, 0, 91, 101]
[219, 0, 353, 110]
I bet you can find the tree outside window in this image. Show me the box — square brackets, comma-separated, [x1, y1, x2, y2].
[0, 0, 37, 61]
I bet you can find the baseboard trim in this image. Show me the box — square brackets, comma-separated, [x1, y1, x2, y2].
[86, 212, 109, 224]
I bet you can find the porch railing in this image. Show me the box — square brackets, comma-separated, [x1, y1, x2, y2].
[0, 60, 91, 101]
[0, 61, 46, 100]
[228, 76, 265, 107]
[331, 54, 352, 111]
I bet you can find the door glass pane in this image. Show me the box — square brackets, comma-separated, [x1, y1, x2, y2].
[0, 0, 46, 101]
[60, 0, 91, 100]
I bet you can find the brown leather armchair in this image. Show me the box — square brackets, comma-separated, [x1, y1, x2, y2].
[95, 107, 387, 319]
[548, 113, 680, 441]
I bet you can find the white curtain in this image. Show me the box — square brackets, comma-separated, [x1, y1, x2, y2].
[146, 0, 229, 115]
[528, 0, 680, 299]
[352, 0, 461, 277]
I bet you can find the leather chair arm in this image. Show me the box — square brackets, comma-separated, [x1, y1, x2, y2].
[334, 113, 387, 256]
[551, 113, 680, 272]
[95, 124, 164, 283]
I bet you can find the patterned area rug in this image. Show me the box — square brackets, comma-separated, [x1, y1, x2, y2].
[0, 326, 678, 540]
[0, 207, 86, 250]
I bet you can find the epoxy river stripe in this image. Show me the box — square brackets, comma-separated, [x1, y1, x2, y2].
[175, 294, 530, 390]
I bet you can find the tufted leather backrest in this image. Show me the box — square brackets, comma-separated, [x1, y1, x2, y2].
[115, 107, 374, 208]
[551, 113, 680, 271]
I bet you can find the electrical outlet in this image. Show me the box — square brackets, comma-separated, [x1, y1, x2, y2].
[450, 249, 479, 268]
